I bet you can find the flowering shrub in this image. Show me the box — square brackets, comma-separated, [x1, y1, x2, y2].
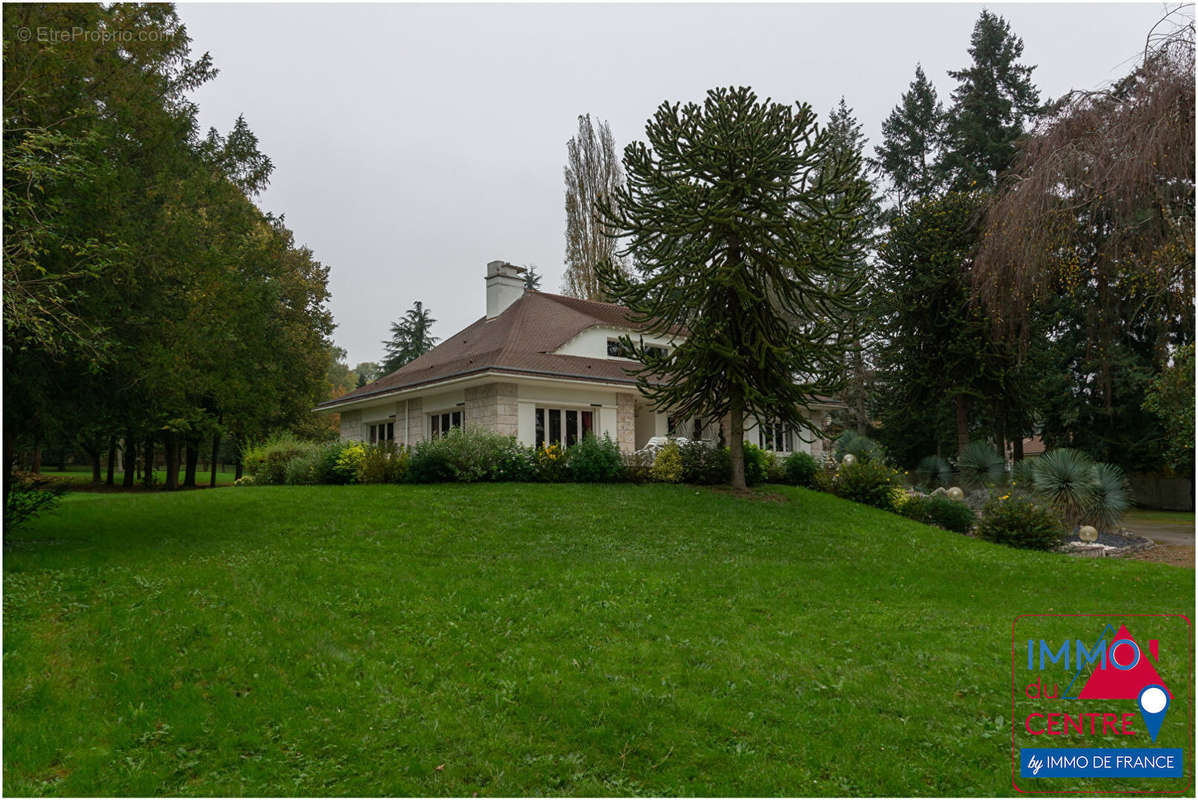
[535, 443, 569, 482]
[650, 442, 683, 483]
[978, 493, 1064, 550]
[233, 475, 255, 487]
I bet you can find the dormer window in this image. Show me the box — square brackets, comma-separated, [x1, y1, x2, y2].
[607, 337, 667, 360]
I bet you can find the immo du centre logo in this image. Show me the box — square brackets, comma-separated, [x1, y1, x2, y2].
[1012, 614, 1192, 795]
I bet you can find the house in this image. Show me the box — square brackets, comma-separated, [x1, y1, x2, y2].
[316, 261, 843, 458]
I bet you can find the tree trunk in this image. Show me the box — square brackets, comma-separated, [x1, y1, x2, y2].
[3, 432, 14, 506]
[122, 430, 135, 488]
[954, 395, 969, 454]
[106, 438, 116, 485]
[31, 440, 41, 474]
[164, 434, 180, 490]
[729, 388, 746, 490]
[183, 439, 198, 488]
[143, 436, 155, 489]
[235, 459, 243, 480]
[1013, 436, 1024, 462]
[210, 433, 221, 488]
[91, 449, 102, 483]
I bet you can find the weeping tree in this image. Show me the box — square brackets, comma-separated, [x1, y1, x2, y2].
[598, 87, 870, 489]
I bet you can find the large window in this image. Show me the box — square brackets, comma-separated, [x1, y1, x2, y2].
[430, 410, 463, 438]
[758, 420, 794, 453]
[368, 422, 395, 444]
[535, 407, 594, 448]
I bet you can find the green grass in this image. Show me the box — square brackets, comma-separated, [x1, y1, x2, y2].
[4, 485, 1193, 796]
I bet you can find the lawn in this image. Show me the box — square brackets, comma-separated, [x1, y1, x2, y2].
[4, 484, 1193, 796]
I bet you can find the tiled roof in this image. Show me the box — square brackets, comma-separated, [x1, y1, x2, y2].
[317, 291, 655, 408]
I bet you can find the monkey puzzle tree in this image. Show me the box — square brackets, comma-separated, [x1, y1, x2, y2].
[598, 87, 870, 489]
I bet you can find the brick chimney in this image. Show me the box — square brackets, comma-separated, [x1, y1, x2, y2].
[485, 260, 525, 319]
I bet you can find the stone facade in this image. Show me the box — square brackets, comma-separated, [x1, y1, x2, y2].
[339, 409, 362, 441]
[465, 382, 518, 437]
[616, 392, 636, 453]
[402, 397, 423, 446]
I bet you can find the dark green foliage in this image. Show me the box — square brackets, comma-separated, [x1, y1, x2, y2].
[899, 494, 976, 534]
[741, 442, 769, 487]
[978, 494, 1063, 550]
[679, 441, 731, 485]
[828, 460, 903, 510]
[941, 10, 1040, 190]
[1143, 344, 1195, 476]
[598, 86, 870, 488]
[874, 64, 946, 211]
[566, 435, 626, 483]
[783, 451, 818, 488]
[360, 443, 409, 484]
[381, 301, 438, 375]
[914, 455, 953, 490]
[4, 474, 66, 529]
[408, 428, 530, 483]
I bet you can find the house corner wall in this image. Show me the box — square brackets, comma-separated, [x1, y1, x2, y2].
[616, 393, 636, 453]
[465, 382, 518, 437]
[404, 398, 424, 446]
[339, 410, 363, 441]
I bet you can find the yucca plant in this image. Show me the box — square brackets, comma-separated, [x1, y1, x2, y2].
[834, 431, 886, 464]
[1085, 462, 1131, 532]
[1030, 448, 1096, 531]
[1009, 458, 1036, 490]
[955, 441, 1005, 488]
[914, 455, 953, 490]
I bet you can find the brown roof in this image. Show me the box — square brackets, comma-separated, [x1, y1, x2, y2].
[318, 291, 657, 408]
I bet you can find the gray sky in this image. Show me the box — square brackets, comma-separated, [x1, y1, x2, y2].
[178, 2, 1175, 365]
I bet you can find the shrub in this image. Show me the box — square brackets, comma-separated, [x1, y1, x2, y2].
[622, 450, 655, 483]
[650, 441, 683, 483]
[408, 440, 457, 483]
[360, 443, 409, 484]
[244, 432, 315, 485]
[898, 494, 975, 533]
[978, 494, 1064, 550]
[679, 440, 730, 484]
[831, 459, 902, 510]
[233, 475, 255, 487]
[1030, 448, 1094, 529]
[567, 434, 625, 482]
[741, 442, 768, 486]
[332, 441, 367, 484]
[4, 473, 66, 529]
[783, 451, 818, 487]
[763, 450, 785, 483]
[493, 441, 538, 482]
[284, 450, 321, 485]
[813, 466, 837, 494]
[1086, 462, 1131, 531]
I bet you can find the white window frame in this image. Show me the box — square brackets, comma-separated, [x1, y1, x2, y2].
[534, 405, 596, 449]
[368, 421, 395, 444]
[429, 409, 464, 438]
[758, 420, 794, 453]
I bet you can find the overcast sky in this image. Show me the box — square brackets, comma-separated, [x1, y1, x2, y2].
[178, 2, 1175, 365]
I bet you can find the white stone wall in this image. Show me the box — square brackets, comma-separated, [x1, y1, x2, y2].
[339, 410, 363, 441]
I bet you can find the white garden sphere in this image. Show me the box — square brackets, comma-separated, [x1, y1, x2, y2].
[841, 453, 857, 466]
[947, 486, 964, 502]
[1079, 525, 1099, 542]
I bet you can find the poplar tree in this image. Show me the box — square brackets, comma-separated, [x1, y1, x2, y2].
[563, 114, 627, 300]
[599, 87, 869, 489]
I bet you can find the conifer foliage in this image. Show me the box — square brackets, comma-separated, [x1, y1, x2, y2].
[598, 87, 870, 488]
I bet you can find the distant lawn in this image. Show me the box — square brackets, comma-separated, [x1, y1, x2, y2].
[1125, 508, 1195, 527]
[4, 485, 1192, 796]
[49, 466, 238, 488]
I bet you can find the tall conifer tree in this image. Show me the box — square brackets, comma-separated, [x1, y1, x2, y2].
[874, 65, 946, 211]
[599, 87, 869, 488]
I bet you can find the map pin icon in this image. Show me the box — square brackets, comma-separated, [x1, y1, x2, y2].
[1138, 685, 1169, 743]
